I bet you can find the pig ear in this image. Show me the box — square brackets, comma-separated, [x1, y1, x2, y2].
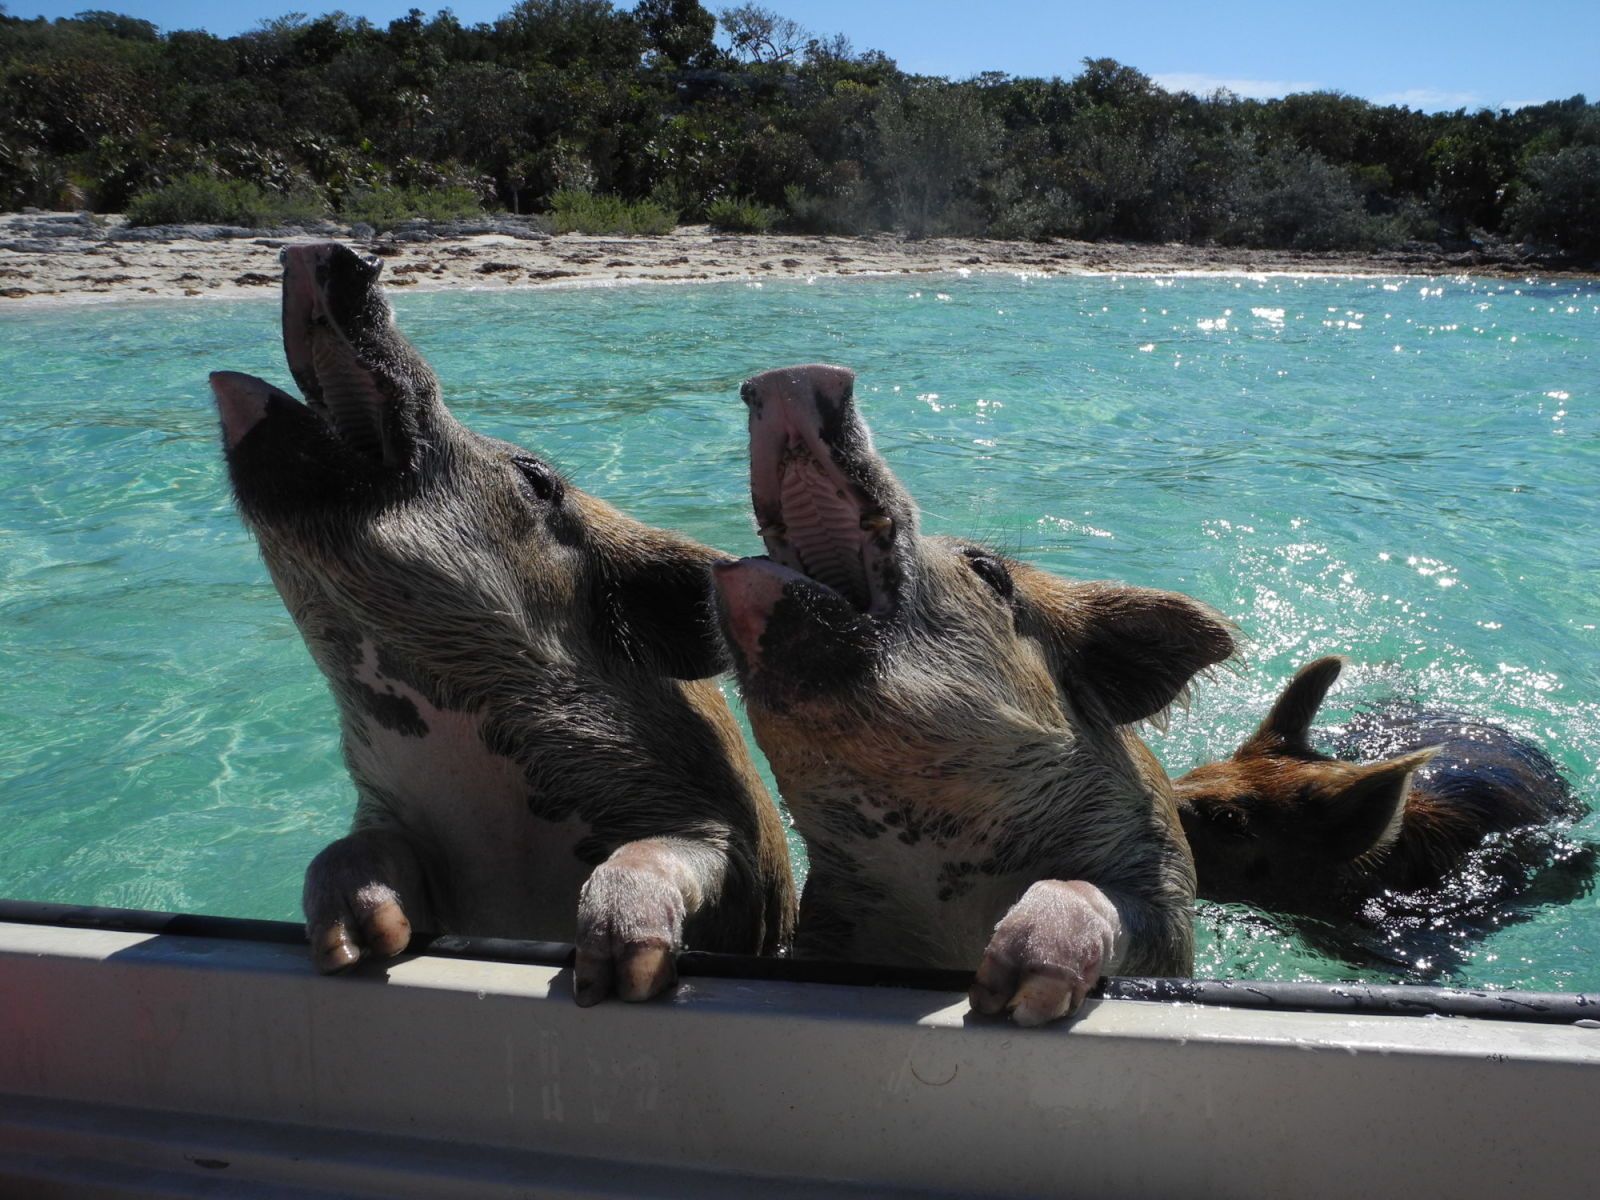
[1313, 748, 1436, 860]
[1025, 576, 1237, 725]
[1242, 656, 1345, 755]
[594, 534, 728, 681]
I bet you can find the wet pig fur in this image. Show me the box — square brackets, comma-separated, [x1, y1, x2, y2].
[1173, 655, 1586, 920]
[210, 243, 795, 1004]
[711, 364, 1237, 1025]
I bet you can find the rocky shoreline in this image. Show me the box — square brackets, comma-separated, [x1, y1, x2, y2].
[1, 210, 1591, 306]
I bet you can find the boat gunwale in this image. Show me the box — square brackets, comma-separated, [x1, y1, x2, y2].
[1, 896, 1593, 1026]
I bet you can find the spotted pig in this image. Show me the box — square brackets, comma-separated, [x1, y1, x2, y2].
[711, 364, 1236, 1025]
[210, 243, 794, 1004]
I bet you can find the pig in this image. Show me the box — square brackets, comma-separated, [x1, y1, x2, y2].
[1172, 655, 1584, 920]
[209, 242, 794, 1005]
[710, 364, 1237, 1025]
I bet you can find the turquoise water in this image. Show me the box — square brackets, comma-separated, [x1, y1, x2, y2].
[2, 271, 1596, 989]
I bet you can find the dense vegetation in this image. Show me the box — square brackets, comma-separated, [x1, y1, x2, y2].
[2, 3, 1597, 260]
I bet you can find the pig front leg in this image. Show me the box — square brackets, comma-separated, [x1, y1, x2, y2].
[573, 837, 727, 1006]
[302, 826, 433, 973]
[969, 880, 1132, 1027]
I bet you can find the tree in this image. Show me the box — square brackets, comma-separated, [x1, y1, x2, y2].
[1074, 57, 1158, 109]
[70, 10, 159, 39]
[719, 3, 806, 64]
[873, 82, 1000, 237]
[495, 0, 643, 72]
[635, 0, 718, 68]
[1427, 119, 1511, 235]
[1508, 145, 1600, 260]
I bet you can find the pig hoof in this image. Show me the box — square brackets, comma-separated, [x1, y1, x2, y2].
[302, 837, 417, 973]
[573, 860, 687, 1006]
[969, 880, 1121, 1027]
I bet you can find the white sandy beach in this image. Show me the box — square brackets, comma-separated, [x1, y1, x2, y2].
[0, 210, 1574, 307]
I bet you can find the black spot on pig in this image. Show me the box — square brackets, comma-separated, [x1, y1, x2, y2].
[353, 680, 429, 737]
[936, 860, 986, 902]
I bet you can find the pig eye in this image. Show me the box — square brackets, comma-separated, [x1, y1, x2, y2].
[512, 456, 564, 505]
[959, 547, 1013, 599]
[1207, 807, 1254, 840]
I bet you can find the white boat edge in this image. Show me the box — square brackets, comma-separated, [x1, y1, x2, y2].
[2, 916, 1598, 1198]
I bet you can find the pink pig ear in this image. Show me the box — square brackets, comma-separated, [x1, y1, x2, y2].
[1240, 656, 1346, 756]
[1312, 747, 1437, 860]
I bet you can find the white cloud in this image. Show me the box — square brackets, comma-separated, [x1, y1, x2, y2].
[1373, 87, 1486, 111]
[1152, 73, 1321, 100]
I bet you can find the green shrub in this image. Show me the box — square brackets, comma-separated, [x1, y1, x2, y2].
[125, 174, 327, 227]
[988, 189, 1080, 242]
[1507, 146, 1600, 261]
[782, 183, 878, 235]
[1218, 148, 1402, 251]
[705, 195, 780, 233]
[548, 190, 677, 235]
[339, 184, 485, 231]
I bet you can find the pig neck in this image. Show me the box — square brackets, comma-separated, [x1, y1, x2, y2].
[766, 718, 1185, 970]
[296, 601, 747, 941]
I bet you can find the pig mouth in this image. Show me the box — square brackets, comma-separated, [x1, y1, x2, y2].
[749, 406, 897, 618]
[280, 245, 396, 465]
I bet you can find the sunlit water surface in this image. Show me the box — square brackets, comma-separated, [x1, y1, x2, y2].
[2, 271, 1596, 990]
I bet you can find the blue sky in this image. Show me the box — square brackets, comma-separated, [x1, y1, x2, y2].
[7, 0, 1596, 112]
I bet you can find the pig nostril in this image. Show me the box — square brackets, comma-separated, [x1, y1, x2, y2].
[360, 253, 383, 277]
[860, 514, 892, 534]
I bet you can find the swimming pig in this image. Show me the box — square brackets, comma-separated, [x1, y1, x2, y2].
[710, 364, 1236, 1025]
[1173, 655, 1584, 919]
[210, 243, 794, 1004]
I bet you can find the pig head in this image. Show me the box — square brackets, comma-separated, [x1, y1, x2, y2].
[1173, 655, 1579, 916]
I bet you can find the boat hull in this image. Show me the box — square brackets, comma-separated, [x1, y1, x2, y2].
[1, 915, 1597, 1198]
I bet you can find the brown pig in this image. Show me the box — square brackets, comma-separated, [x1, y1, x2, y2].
[209, 243, 794, 1004]
[710, 364, 1236, 1025]
[1173, 655, 1583, 919]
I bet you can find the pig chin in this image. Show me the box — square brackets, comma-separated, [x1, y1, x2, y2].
[711, 558, 877, 702]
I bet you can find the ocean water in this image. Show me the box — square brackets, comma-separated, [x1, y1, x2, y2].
[1, 271, 1596, 991]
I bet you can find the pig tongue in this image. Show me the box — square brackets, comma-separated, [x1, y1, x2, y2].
[775, 444, 869, 609]
[309, 325, 387, 461]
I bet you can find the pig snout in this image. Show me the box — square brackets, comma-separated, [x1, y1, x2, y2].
[740, 362, 857, 423]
